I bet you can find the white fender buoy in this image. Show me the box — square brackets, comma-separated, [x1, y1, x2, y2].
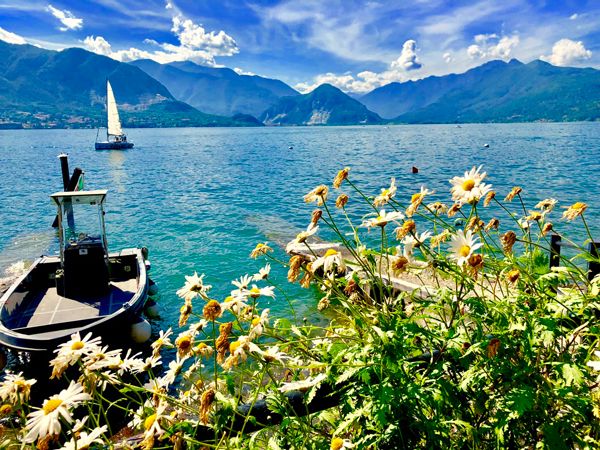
[148, 279, 159, 296]
[145, 260, 152, 272]
[130, 317, 152, 343]
[144, 298, 160, 319]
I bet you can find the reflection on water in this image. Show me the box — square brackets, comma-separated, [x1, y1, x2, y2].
[108, 150, 127, 193]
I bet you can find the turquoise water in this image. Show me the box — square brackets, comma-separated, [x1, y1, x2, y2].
[0, 123, 599, 329]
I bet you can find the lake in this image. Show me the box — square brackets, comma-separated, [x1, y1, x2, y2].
[0, 123, 599, 329]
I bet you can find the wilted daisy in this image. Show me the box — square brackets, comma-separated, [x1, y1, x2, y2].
[373, 178, 397, 206]
[406, 186, 433, 217]
[312, 249, 346, 274]
[449, 166, 492, 205]
[203, 300, 222, 321]
[562, 202, 587, 221]
[333, 167, 350, 188]
[504, 186, 522, 202]
[500, 231, 517, 254]
[336, 194, 349, 208]
[175, 332, 194, 358]
[304, 185, 329, 205]
[151, 328, 173, 356]
[59, 425, 108, 450]
[395, 219, 416, 240]
[176, 272, 212, 302]
[286, 225, 319, 252]
[536, 198, 557, 212]
[24, 381, 91, 443]
[427, 201, 448, 214]
[0, 371, 37, 404]
[250, 242, 273, 258]
[449, 230, 483, 266]
[362, 209, 405, 228]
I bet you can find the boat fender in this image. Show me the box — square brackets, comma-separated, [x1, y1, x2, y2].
[144, 298, 160, 319]
[141, 247, 149, 260]
[148, 279, 159, 296]
[130, 317, 152, 343]
[145, 260, 152, 272]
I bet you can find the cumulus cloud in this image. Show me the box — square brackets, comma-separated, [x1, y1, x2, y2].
[390, 40, 422, 71]
[82, 3, 238, 66]
[0, 26, 27, 45]
[296, 39, 423, 93]
[569, 13, 578, 20]
[233, 67, 256, 76]
[467, 34, 519, 60]
[541, 38, 592, 66]
[443, 52, 453, 63]
[46, 4, 83, 31]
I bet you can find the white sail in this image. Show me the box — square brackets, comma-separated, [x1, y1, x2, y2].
[106, 80, 123, 137]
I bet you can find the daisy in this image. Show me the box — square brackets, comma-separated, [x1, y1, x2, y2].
[286, 225, 319, 252]
[59, 425, 108, 450]
[24, 381, 90, 443]
[232, 274, 253, 291]
[362, 209, 405, 228]
[406, 186, 434, 217]
[50, 332, 102, 379]
[245, 285, 276, 299]
[331, 437, 355, 450]
[562, 202, 587, 221]
[83, 346, 122, 372]
[312, 249, 346, 274]
[333, 167, 350, 188]
[373, 178, 397, 206]
[252, 263, 271, 281]
[221, 295, 250, 315]
[249, 309, 270, 339]
[0, 371, 37, 404]
[535, 198, 557, 212]
[449, 229, 483, 266]
[250, 242, 273, 258]
[151, 328, 173, 356]
[176, 272, 212, 302]
[304, 185, 329, 205]
[449, 166, 492, 205]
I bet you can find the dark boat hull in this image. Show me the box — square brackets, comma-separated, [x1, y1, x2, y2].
[95, 141, 134, 150]
[0, 248, 148, 352]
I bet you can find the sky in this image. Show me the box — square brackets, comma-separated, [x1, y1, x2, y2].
[0, 0, 598, 93]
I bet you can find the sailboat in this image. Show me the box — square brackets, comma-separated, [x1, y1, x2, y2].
[95, 80, 134, 150]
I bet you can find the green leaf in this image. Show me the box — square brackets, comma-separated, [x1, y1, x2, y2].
[561, 363, 584, 387]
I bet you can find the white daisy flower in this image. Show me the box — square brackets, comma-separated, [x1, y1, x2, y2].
[312, 249, 346, 274]
[374, 178, 397, 206]
[221, 295, 250, 314]
[231, 274, 253, 292]
[50, 332, 102, 378]
[24, 381, 91, 443]
[252, 263, 271, 281]
[286, 225, 319, 252]
[362, 209, 405, 228]
[59, 425, 108, 450]
[244, 284, 276, 299]
[249, 309, 270, 339]
[0, 371, 37, 404]
[449, 166, 492, 205]
[449, 229, 483, 266]
[176, 272, 212, 302]
[83, 346, 122, 372]
[151, 328, 173, 354]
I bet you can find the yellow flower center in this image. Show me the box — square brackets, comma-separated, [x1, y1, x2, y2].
[459, 245, 471, 257]
[230, 341, 241, 353]
[411, 193, 422, 203]
[251, 317, 261, 327]
[71, 341, 85, 350]
[249, 287, 261, 298]
[0, 404, 11, 415]
[462, 179, 476, 191]
[43, 398, 63, 415]
[324, 249, 338, 257]
[177, 336, 192, 350]
[331, 437, 344, 450]
[144, 413, 157, 430]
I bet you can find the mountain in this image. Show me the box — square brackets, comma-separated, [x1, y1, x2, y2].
[260, 84, 382, 125]
[0, 41, 251, 128]
[360, 59, 600, 123]
[129, 59, 298, 117]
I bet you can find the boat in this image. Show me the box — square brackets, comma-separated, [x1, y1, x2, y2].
[95, 80, 134, 150]
[0, 190, 150, 352]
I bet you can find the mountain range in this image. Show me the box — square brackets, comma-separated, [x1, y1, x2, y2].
[0, 40, 598, 128]
[129, 59, 298, 117]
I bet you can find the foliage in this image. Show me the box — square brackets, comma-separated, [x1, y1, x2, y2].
[1, 166, 599, 449]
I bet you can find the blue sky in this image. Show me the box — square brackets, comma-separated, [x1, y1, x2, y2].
[1, 0, 598, 93]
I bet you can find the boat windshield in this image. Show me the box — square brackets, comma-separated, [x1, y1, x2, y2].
[60, 200, 106, 248]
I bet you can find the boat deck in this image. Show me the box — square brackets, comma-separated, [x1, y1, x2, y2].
[7, 279, 137, 330]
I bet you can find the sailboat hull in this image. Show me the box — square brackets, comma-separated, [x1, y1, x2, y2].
[95, 141, 134, 150]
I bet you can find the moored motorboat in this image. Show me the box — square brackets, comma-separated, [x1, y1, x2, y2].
[0, 190, 149, 352]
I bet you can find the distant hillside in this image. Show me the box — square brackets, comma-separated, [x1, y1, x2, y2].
[130, 59, 298, 117]
[0, 41, 251, 128]
[260, 84, 382, 125]
[361, 59, 600, 123]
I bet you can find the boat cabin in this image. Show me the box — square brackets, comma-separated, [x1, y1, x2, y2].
[51, 190, 110, 298]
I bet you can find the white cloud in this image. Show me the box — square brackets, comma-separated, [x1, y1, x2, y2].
[295, 39, 423, 93]
[233, 67, 256, 76]
[46, 4, 83, 31]
[0, 26, 27, 45]
[390, 40, 422, 71]
[467, 34, 519, 60]
[541, 38, 592, 66]
[443, 52, 453, 63]
[82, 3, 238, 66]
[569, 13, 578, 20]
